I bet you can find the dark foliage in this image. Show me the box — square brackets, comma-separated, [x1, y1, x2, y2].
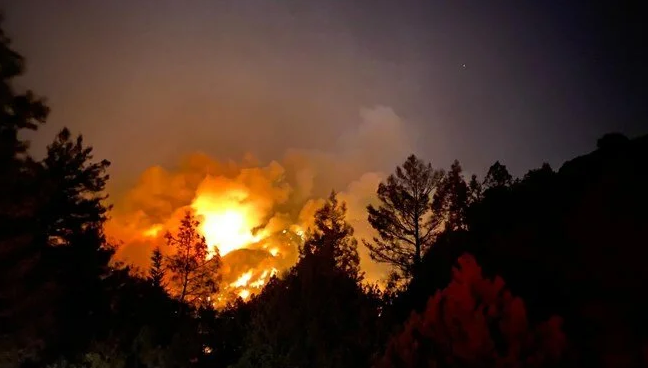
[432, 160, 471, 231]
[149, 246, 166, 289]
[165, 211, 222, 309]
[234, 193, 382, 368]
[377, 254, 568, 368]
[364, 155, 444, 280]
[301, 190, 362, 280]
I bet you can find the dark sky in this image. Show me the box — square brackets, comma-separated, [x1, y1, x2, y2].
[2, 1, 646, 184]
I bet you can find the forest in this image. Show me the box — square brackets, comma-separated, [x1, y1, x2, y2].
[1, 17, 648, 368]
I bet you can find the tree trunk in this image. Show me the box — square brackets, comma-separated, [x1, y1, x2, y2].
[414, 208, 421, 277]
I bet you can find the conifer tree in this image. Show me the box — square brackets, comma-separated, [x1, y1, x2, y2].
[235, 192, 380, 368]
[364, 154, 443, 279]
[149, 246, 166, 290]
[377, 254, 567, 368]
[483, 161, 513, 190]
[300, 191, 361, 280]
[468, 173, 483, 204]
[40, 128, 111, 248]
[432, 160, 470, 231]
[165, 211, 222, 307]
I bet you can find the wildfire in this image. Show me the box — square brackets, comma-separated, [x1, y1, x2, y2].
[143, 224, 163, 238]
[230, 270, 254, 288]
[190, 188, 264, 256]
[238, 289, 251, 300]
[228, 267, 279, 301]
[125, 165, 307, 306]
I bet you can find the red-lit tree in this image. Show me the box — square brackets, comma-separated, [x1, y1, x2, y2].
[376, 253, 567, 368]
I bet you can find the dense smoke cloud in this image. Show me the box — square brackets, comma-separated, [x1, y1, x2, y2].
[106, 106, 415, 284]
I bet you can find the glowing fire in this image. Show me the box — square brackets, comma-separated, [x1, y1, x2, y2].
[238, 289, 251, 300]
[230, 270, 254, 288]
[228, 268, 279, 301]
[191, 190, 263, 256]
[135, 179, 303, 306]
[143, 224, 163, 238]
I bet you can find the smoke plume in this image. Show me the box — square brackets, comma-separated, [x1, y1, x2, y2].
[106, 106, 415, 294]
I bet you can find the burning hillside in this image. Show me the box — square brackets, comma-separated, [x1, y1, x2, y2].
[105, 106, 412, 304]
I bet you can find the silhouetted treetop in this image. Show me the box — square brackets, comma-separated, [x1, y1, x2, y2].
[597, 132, 629, 151]
[432, 159, 470, 231]
[300, 191, 361, 280]
[364, 154, 444, 280]
[40, 128, 111, 247]
[0, 14, 48, 165]
[165, 211, 221, 308]
[377, 254, 567, 368]
[483, 161, 513, 190]
[149, 246, 166, 290]
[235, 193, 380, 368]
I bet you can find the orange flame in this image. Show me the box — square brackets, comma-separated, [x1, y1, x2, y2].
[230, 270, 254, 288]
[127, 167, 308, 306]
[143, 224, 163, 238]
[191, 190, 263, 256]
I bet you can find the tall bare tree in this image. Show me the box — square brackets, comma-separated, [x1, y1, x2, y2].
[364, 155, 443, 279]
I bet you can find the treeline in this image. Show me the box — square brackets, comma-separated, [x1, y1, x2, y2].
[2, 18, 648, 368]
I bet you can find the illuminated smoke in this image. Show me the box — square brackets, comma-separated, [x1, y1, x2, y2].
[106, 106, 414, 303]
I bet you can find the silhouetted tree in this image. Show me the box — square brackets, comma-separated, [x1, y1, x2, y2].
[37, 128, 116, 364]
[39, 128, 111, 247]
[376, 254, 568, 368]
[165, 211, 222, 308]
[235, 194, 381, 368]
[0, 123, 117, 367]
[523, 162, 553, 182]
[149, 246, 166, 290]
[597, 132, 629, 151]
[0, 13, 48, 170]
[0, 19, 57, 366]
[468, 174, 483, 204]
[432, 160, 470, 231]
[301, 191, 361, 280]
[364, 154, 443, 280]
[483, 160, 513, 191]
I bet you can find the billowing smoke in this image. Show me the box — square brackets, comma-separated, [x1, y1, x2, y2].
[106, 106, 414, 299]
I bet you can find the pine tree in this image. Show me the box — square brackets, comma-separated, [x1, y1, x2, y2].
[300, 191, 361, 280]
[468, 174, 483, 204]
[165, 211, 222, 308]
[0, 18, 49, 362]
[234, 194, 380, 368]
[432, 160, 470, 231]
[377, 254, 567, 368]
[0, 126, 115, 366]
[39, 128, 111, 247]
[0, 13, 49, 259]
[0, 13, 48, 170]
[364, 154, 443, 279]
[38, 128, 115, 364]
[149, 246, 166, 290]
[483, 161, 513, 191]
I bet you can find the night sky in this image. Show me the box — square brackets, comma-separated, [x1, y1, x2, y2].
[2, 1, 646, 186]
